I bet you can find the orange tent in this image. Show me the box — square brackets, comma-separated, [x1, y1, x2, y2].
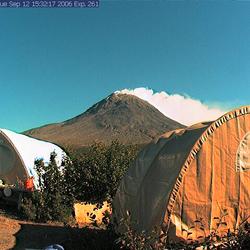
[113, 106, 250, 240]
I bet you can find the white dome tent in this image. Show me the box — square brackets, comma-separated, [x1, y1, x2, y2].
[0, 128, 66, 188]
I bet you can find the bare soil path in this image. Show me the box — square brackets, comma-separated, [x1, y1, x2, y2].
[0, 207, 117, 250]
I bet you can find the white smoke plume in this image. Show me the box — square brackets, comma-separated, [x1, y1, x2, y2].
[115, 87, 226, 126]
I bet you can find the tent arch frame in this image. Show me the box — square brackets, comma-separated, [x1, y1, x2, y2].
[164, 105, 250, 230]
[0, 130, 29, 179]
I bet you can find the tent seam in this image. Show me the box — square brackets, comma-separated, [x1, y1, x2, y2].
[164, 106, 250, 232]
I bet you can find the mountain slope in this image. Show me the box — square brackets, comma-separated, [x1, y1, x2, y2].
[24, 93, 185, 148]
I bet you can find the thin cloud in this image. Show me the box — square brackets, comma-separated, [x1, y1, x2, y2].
[116, 87, 227, 126]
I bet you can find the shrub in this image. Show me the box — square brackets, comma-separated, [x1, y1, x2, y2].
[21, 141, 139, 223]
[21, 152, 74, 223]
[116, 210, 250, 250]
[116, 211, 163, 250]
[66, 141, 139, 203]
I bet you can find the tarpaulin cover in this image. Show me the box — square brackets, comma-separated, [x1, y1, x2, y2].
[0, 129, 66, 187]
[113, 106, 250, 240]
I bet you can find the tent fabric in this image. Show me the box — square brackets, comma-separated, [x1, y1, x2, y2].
[113, 106, 250, 240]
[0, 129, 66, 187]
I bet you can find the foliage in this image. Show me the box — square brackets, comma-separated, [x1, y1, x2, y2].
[115, 211, 164, 250]
[115, 209, 250, 250]
[21, 152, 74, 223]
[17, 141, 250, 249]
[66, 141, 139, 203]
[21, 140, 139, 223]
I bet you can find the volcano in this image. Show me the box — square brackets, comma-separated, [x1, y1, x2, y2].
[24, 93, 185, 149]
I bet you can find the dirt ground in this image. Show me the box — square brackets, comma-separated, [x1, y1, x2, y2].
[0, 207, 118, 250]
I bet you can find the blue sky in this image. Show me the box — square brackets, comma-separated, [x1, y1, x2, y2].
[0, 1, 250, 132]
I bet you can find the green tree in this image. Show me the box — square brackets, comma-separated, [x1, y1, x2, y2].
[67, 141, 139, 203]
[21, 152, 74, 222]
[21, 140, 139, 222]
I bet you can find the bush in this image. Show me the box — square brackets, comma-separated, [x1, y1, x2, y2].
[21, 152, 74, 223]
[116, 210, 250, 250]
[21, 141, 139, 223]
[66, 141, 139, 203]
